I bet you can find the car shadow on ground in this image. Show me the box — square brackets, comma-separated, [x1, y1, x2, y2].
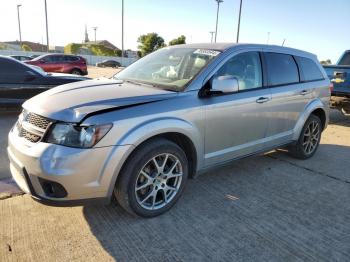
[83, 144, 350, 262]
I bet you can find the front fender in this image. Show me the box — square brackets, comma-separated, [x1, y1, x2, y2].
[102, 117, 203, 200]
[117, 117, 203, 159]
[292, 98, 329, 140]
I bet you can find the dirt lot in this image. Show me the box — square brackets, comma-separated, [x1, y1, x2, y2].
[0, 109, 349, 261]
[87, 66, 121, 79]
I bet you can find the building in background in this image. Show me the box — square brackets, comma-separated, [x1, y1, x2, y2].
[3, 41, 46, 52]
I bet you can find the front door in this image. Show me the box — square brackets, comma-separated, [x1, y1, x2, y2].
[204, 51, 271, 166]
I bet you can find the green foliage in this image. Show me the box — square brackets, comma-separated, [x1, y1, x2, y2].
[0, 43, 6, 50]
[64, 43, 81, 54]
[115, 49, 122, 57]
[64, 43, 121, 57]
[21, 44, 32, 51]
[89, 44, 116, 56]
[320, 59, 332, 65]
[169, 35, 186, 46]
[137, 33, 165, 57]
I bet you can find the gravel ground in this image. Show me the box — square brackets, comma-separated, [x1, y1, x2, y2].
[87, 66, 122, 79]
[0, 110, 349, 261]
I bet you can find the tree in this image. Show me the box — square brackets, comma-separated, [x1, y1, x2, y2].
[169, 35, 186, 46]
[137, 33, 165, 57]
[22, 44, 32, 51]
[320, 59, 332, 65]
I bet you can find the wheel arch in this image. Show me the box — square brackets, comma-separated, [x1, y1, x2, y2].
[292, 98, 329, 140]
[70, 67, 82, 74]
[105, 118, 203, 201]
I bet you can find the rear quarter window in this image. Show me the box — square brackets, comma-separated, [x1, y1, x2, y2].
[295, 56, 324, 82]
[265, 52, 299, 86]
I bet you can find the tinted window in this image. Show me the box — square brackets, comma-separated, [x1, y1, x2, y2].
[265, 53, 299, 86]
[0, 58, 27, 72]
[0, 58, 33, 83]
[338, 52, 350, 66]
[295, 56, 324, 81]
[215, 52, 262, 91]
[64, 56, 79, 62]
[41, 55, 54, 62]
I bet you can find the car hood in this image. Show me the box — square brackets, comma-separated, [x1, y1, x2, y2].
[23, 79, 177, 123]
[47, 72, 90, 80]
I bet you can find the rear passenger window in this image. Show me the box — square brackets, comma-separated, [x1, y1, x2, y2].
[295, 56, 324, 81]
[265, 53, 299, 86]
[65, 56, 79, 62]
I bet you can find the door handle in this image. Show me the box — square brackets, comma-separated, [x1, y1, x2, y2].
[256, 97, 269, 103]
[300, 90, 310, 96]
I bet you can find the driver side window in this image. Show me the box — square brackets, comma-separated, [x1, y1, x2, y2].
[216, 52, 262, 91]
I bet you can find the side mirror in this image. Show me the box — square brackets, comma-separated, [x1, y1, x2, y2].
[39, 59, 46, 63]
[211, 75, 239, 94]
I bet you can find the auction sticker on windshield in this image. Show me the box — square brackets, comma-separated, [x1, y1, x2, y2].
[193, 49, 221, 56]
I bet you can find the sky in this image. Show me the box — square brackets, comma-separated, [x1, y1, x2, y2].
[1, 0, 349, 62]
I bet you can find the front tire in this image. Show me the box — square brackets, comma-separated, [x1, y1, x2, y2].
[114, 138, 188, 217]
[289, 114, 322, 159]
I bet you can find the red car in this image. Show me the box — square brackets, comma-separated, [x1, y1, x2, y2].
[25, 54, 88, 75]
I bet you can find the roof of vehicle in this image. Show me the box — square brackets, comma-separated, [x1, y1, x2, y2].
[169, 43, 317, 59]
[10, 55, 31, 58]
[31, 53, 82, 61]
[0, 55, 18, 61]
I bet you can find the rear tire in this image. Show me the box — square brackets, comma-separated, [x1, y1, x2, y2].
[114, 138, 188, 217]
[289, 114, 322, 159]
[70, 69, 82, 75]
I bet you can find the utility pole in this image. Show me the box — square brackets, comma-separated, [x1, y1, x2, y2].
[17, 4, 22, 49]
[214, 0, 223, 43]
[282, 38, 286, 46]
[236, 0, 243, 43]
[121, 0, 124, 66]
[209, 31, 215, 43]
[92, 27, 98, 43]
[44, 0, 49, 52]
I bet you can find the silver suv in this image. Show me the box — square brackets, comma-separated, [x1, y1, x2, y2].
[8, 44, 330, 217]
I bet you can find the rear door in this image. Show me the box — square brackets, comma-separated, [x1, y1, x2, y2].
[262, 52, 305, 147]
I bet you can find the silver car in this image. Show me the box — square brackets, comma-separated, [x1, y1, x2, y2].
[8, 44, 330, 217]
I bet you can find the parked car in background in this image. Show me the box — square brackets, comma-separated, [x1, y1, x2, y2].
[9, 55, 32, 61]
[323, 50, 350, 114]
[30, 54, 40, 59]
[96, 59, 121, 68]
[8, 44, 330, 217]
[0, 56, 89, 107]
[25, 54, 88, 75]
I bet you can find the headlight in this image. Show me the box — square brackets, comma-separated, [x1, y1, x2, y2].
[45, 123, 112, 148]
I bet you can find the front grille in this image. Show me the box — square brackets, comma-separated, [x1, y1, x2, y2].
[19, 128, 41, 143]
[16, 111, 52, 143]
[25, 112, 51, 130]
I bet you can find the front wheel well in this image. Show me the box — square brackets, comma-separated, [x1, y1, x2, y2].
[311, 108, 326, 130]
[129, 133, 197, 179]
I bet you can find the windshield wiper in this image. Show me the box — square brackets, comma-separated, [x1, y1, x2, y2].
[122, 79, 178, 92]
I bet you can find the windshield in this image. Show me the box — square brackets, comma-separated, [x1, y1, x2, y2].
[113, 47, 221, 91]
